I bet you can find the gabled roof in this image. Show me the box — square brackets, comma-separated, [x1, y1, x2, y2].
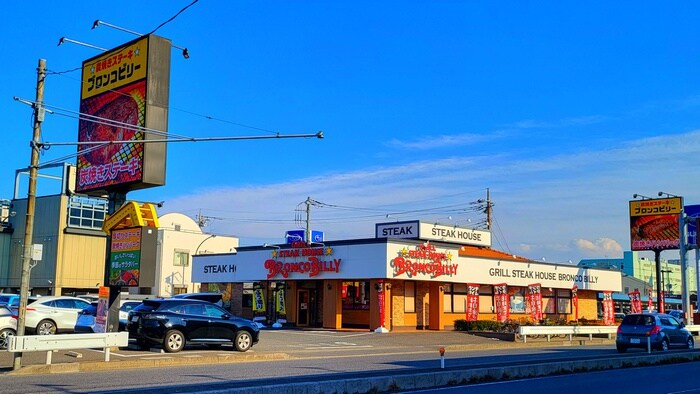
[458, 245, 532, 262]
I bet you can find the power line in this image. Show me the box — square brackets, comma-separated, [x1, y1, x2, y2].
[148, 0, 199, 35]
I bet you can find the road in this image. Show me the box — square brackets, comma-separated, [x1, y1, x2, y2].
[402, 362, 700, 394]
[0, 329, 694, 393]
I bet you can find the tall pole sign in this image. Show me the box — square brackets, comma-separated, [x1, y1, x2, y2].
[629, 196, 682, 314]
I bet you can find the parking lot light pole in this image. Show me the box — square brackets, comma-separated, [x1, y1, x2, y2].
[13, 59, 46, 371]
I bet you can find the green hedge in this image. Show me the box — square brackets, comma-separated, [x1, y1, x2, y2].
[454, 319, 518, 333]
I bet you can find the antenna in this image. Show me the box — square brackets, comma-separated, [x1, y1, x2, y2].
[196, 209, 222, 229]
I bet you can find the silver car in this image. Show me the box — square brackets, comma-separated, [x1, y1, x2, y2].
[0, 304, 17, 348]
[24, 296, 91, 335]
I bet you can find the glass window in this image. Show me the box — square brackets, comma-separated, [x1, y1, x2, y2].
[509, 287, 526, 313]
[453, 295, 466, 313]
[557, 298, 571, 314]
[443, 293, 453, 313]
[479, 285, 493, 295]
[174, 250, 189, 267]
[204, 304, 226, 318]
[67, 196, 108, 230]
[478, 295, 493, 313]
[543, 297, 556, 314]
[557, 289, 571, 298]
[342, 281, 370, 310]
[404, 281, 415, 313]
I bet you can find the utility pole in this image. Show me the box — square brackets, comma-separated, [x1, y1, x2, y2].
[486, 188, 492, 231]
[305, 197, 312, 243]
[14, 59, 46, 371]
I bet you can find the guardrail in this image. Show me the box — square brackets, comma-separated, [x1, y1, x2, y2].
[518, 324, 700, 343]
[7, 332, 129, 364]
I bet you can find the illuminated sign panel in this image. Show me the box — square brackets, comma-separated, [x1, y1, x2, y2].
[629, 197, 681, 251]
[76, 35, 170, 194]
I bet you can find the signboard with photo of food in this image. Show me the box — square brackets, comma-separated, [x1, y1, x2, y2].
[629, 197, 682, 251]
[76, 34, 171, 194]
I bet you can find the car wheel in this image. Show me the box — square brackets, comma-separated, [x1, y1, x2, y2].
[37, 320, 57, 335]
[0, 328, 16, 349]
[616, 344, 627, 353]
[163, 330, 185, 353]
[234, 330, 252, 352]
[660, 339, 669, 352]
[687, 337, 694, 349]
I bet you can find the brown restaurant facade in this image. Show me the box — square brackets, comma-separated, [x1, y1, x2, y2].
[192, 221, 622, 331]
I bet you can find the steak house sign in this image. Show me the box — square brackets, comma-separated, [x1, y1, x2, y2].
[264, 242, 341, 279]
[375, 221, 491, 247]
[391, 243, 457, 279]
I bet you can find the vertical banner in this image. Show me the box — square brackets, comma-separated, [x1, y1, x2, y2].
[494, 283, 509, 323]
[603, 291, 615, 325]
[252, 284, 266, 323]
[628, 289, 642, 313]
[527, 283, 543, 322]
[377, 280, 386, 330]
[465, 283, 479, 322]
[95, 286, 109, 333]
[648, 288, 654, 311]
[276, 286, 287, 323]
[572, 285, 579, 321]
[659, 291, 665, 314]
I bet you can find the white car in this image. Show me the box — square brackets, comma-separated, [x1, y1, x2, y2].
[0, 304, 17, 348]
[24, 296, 91, 335]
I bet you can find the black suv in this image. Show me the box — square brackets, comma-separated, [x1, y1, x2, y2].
[127, 298, 260, 353]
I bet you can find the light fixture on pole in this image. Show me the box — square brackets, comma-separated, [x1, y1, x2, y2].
[633, 193, 653, 200]
[658, 191, 680, 198]
[91, 20, 190, 59]
[57, 37, 107, 51]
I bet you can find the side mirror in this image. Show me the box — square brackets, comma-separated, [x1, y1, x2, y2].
[680, 322, 686, 328]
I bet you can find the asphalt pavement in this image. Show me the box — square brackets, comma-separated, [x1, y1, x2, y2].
[0, 328, 614, 375]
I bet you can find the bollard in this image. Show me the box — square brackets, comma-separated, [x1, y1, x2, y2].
[647, 336, 651, 354]
[439, 347, 445, 369]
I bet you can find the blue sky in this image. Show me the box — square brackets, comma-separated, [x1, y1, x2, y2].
[3, 2, 700, 263]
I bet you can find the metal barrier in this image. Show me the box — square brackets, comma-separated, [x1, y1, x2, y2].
[518, 324, 700, 343]
[518, 325, 617, 343]
[7, 332, 129, 364]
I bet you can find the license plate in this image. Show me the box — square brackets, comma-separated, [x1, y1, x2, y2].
[130, 315, 139, 322]
[630, 338, 640, 344]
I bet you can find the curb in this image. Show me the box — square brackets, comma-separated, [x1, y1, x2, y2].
[199, 351, 700, 394]
[6, 352, 294, 375]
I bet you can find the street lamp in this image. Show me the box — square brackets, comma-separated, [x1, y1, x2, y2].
[195, 234, 217, 255]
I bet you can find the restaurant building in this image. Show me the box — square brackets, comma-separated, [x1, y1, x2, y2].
[192, 221, 621, 331]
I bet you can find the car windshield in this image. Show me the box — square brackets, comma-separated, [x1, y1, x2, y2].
[621, 314, 655, 326]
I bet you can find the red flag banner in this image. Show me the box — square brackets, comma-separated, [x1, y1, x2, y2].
[465, 283, 479, 322]
[527, 283, 543, 322]
[603, 291, 615, 325]
[628, 289, 642, 314]
[494, 283, 509, 323]
[648, 288, 654, 312]
[572, 285, 579, 320]
[659, 291, 665, 314]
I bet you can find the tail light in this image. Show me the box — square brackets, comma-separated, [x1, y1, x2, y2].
[617, 326, 623, 334]
[647, 325, 661, 335]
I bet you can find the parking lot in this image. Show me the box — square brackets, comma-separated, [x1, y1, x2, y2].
[0, 328, 540, 373]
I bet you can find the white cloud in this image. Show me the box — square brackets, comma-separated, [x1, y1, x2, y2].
[386, 132, 507, 150]
[574, 238, 624, 258]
